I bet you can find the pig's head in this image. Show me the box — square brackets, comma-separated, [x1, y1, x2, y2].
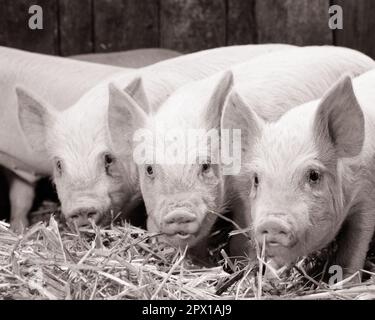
[222, 76, 364, 268]
[108, 72, 233, 249]
[16, 78, 146, 227]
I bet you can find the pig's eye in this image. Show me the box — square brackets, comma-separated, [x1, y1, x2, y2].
[146, 165, 154, 177]
[104, 153, 116, 175]
[254, 174, 259, 187]
[55, 160, 63, 175]
[104, 154, 115, 167]
[201, 163, 211, 173]
[308, 169, 321, 185]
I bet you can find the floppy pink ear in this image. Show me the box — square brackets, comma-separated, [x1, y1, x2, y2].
[107, 82, 149, 160]
[313, 75, 364, 158]
[123, 76, 152, 114]
[16, 86, 56, 155]
[221, 90, 263, 156]
[204, 71, 234, 130]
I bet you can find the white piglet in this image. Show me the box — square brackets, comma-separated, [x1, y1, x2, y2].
[0, 46, 129, 232]
[222, 70, 375, 278]
[17, 44, 292, 229]
[109, 46, 375, 263]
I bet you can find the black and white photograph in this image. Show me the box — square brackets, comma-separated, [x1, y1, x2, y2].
[0, 0, 374, 304]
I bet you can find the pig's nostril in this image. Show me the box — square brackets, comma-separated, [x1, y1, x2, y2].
[268, 240, 279, 246]
[87, 212, 97, 219]
[163, 211, 197, 225]
[68, 208, 101, 227]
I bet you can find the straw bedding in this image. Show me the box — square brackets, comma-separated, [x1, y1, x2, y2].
[0, 202, 374, 300]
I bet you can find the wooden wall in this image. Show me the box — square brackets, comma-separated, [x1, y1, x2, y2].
[0, 0, 374, 58]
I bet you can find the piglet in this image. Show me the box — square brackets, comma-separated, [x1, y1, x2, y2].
[222, 71, 375, 277]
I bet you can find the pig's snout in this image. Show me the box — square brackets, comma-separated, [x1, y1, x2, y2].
[162, 210, 199, 238]
[67, 208, 100, 227]
[255, 218, 295, 248]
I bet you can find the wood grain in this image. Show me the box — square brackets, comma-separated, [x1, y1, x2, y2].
[93, 0, 159, 52]
[227, 0, 257, 45]
[59, 0, 93, 56]
[0, 0, 59, 54]
[256, 0, 333, 46]
[333, 0, 375, 59]
[160, 0, 226, 53]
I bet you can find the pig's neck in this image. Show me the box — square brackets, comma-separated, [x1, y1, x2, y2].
[338, 158, 371, 224]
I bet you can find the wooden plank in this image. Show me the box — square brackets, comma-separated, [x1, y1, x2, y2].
[256, 0, 333, 46]
[334, 0, 375, 59]
[59, 0, 93, 56]
[93, 0, 159, 53]
[0, 0, 59, 54]
[160, 0, 226, 53]
[227, 0, 257, 45]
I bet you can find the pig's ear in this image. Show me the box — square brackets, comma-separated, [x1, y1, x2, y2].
[108, 82, 148, 158]
[16, 86, 56, 154]
[313, 76, 364, 158]
[204, 71, 233, 130]
[221, 90, 263, 155]
[123, 77, 152, 114]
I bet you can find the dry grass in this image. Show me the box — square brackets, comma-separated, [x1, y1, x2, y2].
[0, 202, 374, 300]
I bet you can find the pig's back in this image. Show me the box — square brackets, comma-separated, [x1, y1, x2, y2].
[112, 44, 295, 111]
[155, 46, 375, 129]
[0, 46, 126, 109]
[233, 46, 375, 122]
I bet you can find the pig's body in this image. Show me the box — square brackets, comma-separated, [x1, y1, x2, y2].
[221, 47, 375, 261]
[0, 46, 136, 230]
[229, 70, 375, 277]
[119, 46, 375, 264]
[17, 44, 293, 230]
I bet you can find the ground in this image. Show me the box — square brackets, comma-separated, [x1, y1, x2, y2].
[0, 201, 374, 300]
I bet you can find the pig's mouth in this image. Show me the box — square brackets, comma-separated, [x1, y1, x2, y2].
[263, 241, 298, 259]
[163, 230, 202, 248]
[263, 243, 301, 269]
[175, 231, 192, 239]
[168, 231, 198, 242]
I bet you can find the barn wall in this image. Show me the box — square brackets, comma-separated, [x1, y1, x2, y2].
[0, 0, 374, 57]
